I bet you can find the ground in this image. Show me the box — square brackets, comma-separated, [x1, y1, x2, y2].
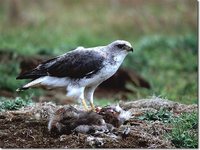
[0, 98, 197, 148]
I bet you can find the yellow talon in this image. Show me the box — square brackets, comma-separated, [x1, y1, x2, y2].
[90, 102, 96, 111]
[81, 99, 96, 112]
[81, 99, 89, 111]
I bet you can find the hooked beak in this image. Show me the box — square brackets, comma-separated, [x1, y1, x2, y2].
[128, 47, 134, 52]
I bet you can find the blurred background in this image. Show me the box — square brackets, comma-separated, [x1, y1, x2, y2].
[0, 0, 197, 106]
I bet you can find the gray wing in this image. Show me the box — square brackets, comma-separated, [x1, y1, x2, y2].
[16, 50, 105, 79]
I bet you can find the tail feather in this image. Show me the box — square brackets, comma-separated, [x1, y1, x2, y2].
[16, 87, 29, 92]
[16, 77, 44, 92]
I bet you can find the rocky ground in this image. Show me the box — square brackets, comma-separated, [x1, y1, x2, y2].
[0, 98, 197, 148]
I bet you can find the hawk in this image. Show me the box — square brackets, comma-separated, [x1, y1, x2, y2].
[16, 40, 133, 110]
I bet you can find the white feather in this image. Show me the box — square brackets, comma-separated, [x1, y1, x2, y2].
[23, 76, 69, 88]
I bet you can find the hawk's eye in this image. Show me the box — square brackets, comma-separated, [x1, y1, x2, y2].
[117, 44, 125, 49]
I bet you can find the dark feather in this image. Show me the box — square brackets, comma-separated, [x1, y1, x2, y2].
[16, 50, 105, 80]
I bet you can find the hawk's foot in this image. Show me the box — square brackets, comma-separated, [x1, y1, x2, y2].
[81, 99, 89, 111]
[89, 102, 96, 112]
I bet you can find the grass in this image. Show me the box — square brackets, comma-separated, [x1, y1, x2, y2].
[0, 62, 20, 92]
[137, 108, 198, 148]
[126, 33, 197, 104]
[0, 96, 33, 112]
[94, 98, 113, 107]
[0, 0, 197, 55]
[138, 107, 173, 123]
[166, 112, 198, 148]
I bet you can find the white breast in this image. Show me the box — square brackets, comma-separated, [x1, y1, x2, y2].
[79, 52, 128, 87]
[103, 53, 127, 76]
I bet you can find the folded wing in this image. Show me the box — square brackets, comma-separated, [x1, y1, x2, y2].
[16, 50, 105, 80]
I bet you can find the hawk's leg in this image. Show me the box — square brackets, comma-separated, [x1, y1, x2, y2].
[66, 86, 89, 111]
[90, 101, 96, 111]
[81, 98, 89, 111]
[85, 86, 98, 111]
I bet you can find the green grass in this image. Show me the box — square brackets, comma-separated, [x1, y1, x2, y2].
[166, 112, 198, 148]
[94, 98, 113, 107]
[0, 0, 197, 55]
[137, 107, 173, 123]
[0, 96, 33, 112]
[125, 33, 197, 104]
[137, 107, 198, 148]
[0, 58, 43, 98]
[0, 62, 20, 92]
[137, 108, 198, 148]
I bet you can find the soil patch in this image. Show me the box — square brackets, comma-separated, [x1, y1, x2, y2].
[0, 98, 197, 148]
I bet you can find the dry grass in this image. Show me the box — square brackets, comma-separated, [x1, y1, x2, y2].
[0, 0, 197, 38]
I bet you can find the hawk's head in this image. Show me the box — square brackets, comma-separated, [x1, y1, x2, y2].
[109, 40, 133, 53]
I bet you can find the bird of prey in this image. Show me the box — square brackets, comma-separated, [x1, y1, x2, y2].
[16, 40, 133, 110]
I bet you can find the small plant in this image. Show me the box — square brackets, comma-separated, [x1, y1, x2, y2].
[166, 112, 198, 148]
[0, 97, 33, 112]
[138, 107, 173, 123]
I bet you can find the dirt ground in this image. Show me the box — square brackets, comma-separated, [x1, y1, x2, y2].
[0, 98, 197, 148]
